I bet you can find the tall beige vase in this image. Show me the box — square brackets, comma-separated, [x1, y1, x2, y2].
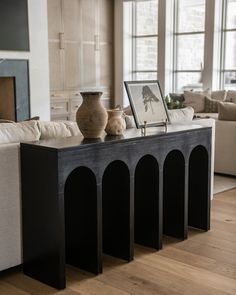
[76, 92, 108, 138]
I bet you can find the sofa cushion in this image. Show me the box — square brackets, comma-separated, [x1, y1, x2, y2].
[204, 96, 219, 113]
[168, 107, 194, 123]
[211, 90, 227, 101]
[225, 90, 236, 103]
[0, 143, 22, 269]
[0, 121, 40, 144]
[215, 119, 236, 176]
[125, 115, 136, 129]
[218, 102, 236, 121]
[183, 91, 206, 113]
[38, 121, 81, 140]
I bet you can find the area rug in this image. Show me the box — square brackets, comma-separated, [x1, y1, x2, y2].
[214, 173, 236, 195]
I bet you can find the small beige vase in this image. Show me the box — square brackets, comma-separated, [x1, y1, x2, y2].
[105, 109, 126, 136]
[76, 92, 108, 138]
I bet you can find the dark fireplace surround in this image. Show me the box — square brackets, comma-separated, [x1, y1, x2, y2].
[0, 59, 30, 121]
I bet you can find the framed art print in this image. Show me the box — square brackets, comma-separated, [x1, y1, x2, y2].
[124, 80, 169, 128]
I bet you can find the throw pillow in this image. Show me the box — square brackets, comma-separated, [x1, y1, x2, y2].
[225, 90, 236, 103]
[204, 96, 219, 113]
[211, 90, 227, 101]
[0, 120, 40, 144]
[62, 121, 81, 136]
[38, 121, 81, 139]
[125, 115, 136, 129]
[218, 102, 236, 121]
[168, 106, 194, 123]
[183, 91, 206, 113]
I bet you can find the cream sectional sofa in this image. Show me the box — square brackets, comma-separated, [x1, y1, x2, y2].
[0, 120, 80, 272]
[167, 108, 215, 200]
[196, 113, 236, 176]
[177, 90, 236, 177]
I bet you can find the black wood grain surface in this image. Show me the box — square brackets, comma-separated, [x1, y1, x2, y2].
[21, 125, 212, 289]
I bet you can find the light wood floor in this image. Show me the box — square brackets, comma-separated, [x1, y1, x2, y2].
[0, 189, 235, 295]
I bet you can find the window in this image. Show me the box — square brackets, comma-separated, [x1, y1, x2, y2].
[120, 0, 236, 104]
[173, 0, 206, 92]
[221, 0, 236, 90]
[132, 0, 158, 80]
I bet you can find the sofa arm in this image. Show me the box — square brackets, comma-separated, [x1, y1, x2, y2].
[193, 118, 215, 200]
[215, 120, 236, 176]
[0, 143, 22, 270]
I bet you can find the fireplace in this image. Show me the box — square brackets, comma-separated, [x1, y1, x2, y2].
[0, 59, 30, 121]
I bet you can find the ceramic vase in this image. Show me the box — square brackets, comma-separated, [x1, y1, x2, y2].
[76, 92, 108, 138]
[105, 109, 126, 136]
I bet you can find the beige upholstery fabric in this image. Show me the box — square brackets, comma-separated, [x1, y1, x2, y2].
[125, 115, 136, 129]
[215, 119, 236, 176]
[125, 107, 194, 127]
[63, 121, 81, 136]
[183, 91, 206, 113]
[0, 120, 82, 272]
[168, 107, 194, 123]
[0, 143, 22, 270]
[204, 97, 219, 113]
[38, 121, 81, 139]
[218, 102, 236, 121]
[0, 121, 40, 144]
[225, 90, 236, 103]
[193, 118, 216, 199]
[211, 90, 227, 101]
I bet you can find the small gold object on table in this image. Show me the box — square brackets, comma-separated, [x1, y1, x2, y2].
[141, 121, 147, 136]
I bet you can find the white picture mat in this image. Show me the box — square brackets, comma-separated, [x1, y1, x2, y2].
[128, 82, 168, 125]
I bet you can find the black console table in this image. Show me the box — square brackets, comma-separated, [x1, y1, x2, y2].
[21, 125, 212, 289]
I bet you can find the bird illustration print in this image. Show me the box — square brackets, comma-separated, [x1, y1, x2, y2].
[142, 86, 159, 114]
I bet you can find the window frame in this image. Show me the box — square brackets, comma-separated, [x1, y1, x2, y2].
[172, 0, 206, 92]
[220, 0, 236, 90]
[118, 0, 236, 107]
[131, 0, 159, 80]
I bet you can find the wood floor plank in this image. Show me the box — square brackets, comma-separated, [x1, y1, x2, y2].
[0, 188, 235, 295]
[2, 270, 81, 295]
[187, 231, 236, 254]
[135, 251, 236, 295]
[158, 247, 236, 279]
[67, 267, 130, 295]
[0, 280, 29, 295]
[173, 238, 236, 266]
[101, 256, 231, 295]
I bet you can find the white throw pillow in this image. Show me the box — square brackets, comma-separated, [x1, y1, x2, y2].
[0, 121, 40, 144]
[168, 107, 194, 123]
[38, 121, 81, 140]
[60, 121, 81, 136]
[125, 115, 136, 129]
